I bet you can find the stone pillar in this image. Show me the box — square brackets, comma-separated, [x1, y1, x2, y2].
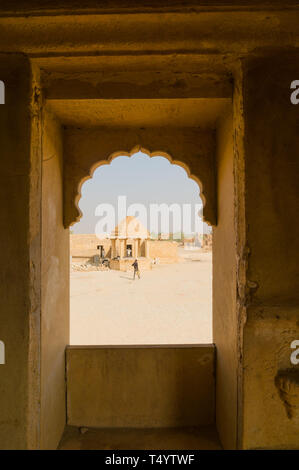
[0, 55, 42, 449]
[134, 239, 139, 258]
[119, 239, 125, 259]
[111, 239, 116, 258]
[145, 239, 150, 258]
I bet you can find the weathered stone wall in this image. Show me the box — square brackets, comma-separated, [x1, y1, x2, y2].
[70, 234, 178, 262]
[240, 55, 299, 449]
[0, 55, 41, 449]
[41, 109, 69, 449]
[148, 240, 179, 262]
[70, 234, 111, 259]
[66, 345, 215, 428]
[213, 106, 238, 449]
[70, 233, 102, 251]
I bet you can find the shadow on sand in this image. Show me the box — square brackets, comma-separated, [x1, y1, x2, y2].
[119, 274, 135, 281]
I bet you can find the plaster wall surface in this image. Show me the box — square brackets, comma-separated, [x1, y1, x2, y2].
[41, 109, 69, 449]
[43, 70, 231, 101]
[0, 55, 41, 450]
[213, 108, 238, 449]
[243, 56, 299, 305]
[243, 308, 299, 449]
[240, 55, 299, 449]
[66, 346, 215, 428]
[1, 6, 299, 57]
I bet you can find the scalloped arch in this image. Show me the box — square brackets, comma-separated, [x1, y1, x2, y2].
[73, 145, 207, 228]
[64, 127, 216, 228]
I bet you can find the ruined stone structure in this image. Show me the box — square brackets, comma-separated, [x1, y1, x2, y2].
[109, 215, 151, 270]
[70, 216, 179, 268]
[0, 1, 299, 450]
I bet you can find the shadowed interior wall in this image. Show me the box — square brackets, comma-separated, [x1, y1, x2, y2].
[241, 55, 299, 450]
[41, 109, 69, 449]
[0, 55, 41, 450]
[213, 107, 238, 449]
[66, 346, 215, 428]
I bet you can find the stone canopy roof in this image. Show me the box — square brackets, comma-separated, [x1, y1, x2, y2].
[110, 216, 149, 239]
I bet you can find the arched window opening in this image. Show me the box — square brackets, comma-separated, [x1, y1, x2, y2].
[70, 151, 212, 345]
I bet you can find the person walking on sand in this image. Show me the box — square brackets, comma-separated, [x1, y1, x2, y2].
[132, 259, 140, 280]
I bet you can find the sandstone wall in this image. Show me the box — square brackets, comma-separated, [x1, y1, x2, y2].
[148, 240, 179, 262]
[213, 105, 238, 449]
[0, 55, 41, 449]
[41, 109, 69, 449]
[66, 345, 215, 428]
[240, 55, 299, 450]
[70, 235, 178, 262]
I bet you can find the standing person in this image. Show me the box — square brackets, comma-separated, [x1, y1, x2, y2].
[132, 259, 140, 280]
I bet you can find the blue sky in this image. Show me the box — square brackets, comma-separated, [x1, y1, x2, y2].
[72, 151, 210, 235]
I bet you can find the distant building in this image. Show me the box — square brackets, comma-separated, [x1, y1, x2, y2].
[110, 215, 150, 259]
[70, 216, 179, 270]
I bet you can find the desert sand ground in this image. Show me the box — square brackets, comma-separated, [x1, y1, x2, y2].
[70, 249, 212, 345]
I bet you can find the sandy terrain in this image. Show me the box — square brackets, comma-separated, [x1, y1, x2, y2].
[70, 250, 212, 345]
